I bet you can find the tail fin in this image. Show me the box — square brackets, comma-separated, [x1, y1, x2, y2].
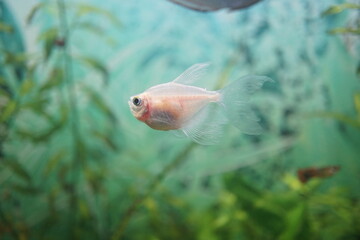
[219, 75, 272, 135]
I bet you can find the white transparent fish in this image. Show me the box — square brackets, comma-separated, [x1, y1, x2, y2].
[128, 63, 272, 145]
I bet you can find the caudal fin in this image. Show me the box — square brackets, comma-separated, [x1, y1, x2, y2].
[219, 75, 273, 135]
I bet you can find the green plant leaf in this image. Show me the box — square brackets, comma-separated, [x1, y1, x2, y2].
[12, 183, 39, 195]
[322, 3, 360, 17]
[17, 126, 57, 142]
[84, 168, 106, 193]
[84, 87, 116, 124]
[279, 203, 308, 240]
[283, 174, 302, 191]
[0, 100, 17, 123]
[93, 130, 118, 151]
[0, 89, 10, 99]
[0, 76, 5, 85]
[58, 164, 70, 188]
[224, 174, 261, 202]
[0, 77, 10, 98]
[59, 104, 69, 122]
[19, 79, 35, 96]
[16, 106, 68, 142]
[75, 4, 122, 28]
[2, 159, 31, 183]
[3, 52, 28, 65]
[22, 96, 49, 113]
[78, 199, 91, 219]
[76, 56, 109, 84]
[43, 150, 66, 177]
[327, 28, 360, 35]
[40, 68, 64, 92]
[73, 22, 104, 35]
[308, 112, 360, 129]
[38, 27, 59, 60]
[26, 2, 47, 25]
[354, 93, 360, 118]
[72, 22, 117, 45]
[0, 22, 13, 33]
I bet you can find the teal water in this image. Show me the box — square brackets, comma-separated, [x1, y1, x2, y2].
[1, 0, 359, 239]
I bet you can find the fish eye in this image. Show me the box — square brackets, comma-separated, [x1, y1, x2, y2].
[132, 97, 142, 106]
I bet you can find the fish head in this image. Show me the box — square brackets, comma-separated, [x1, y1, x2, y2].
[128, 93, 149, 121]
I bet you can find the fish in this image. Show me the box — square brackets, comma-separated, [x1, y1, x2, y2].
[128, 63, 272, 145]
[297, 165, 341, 183]
[167, 0, 262, 12]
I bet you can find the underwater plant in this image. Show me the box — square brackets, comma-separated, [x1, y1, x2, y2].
[322, 2, 360, 76]
[0, 0, 122, 238]
[322, 2, 360, 35]
[309, 93, 360, 131]
[113, 171, 360, 240]
[0, 0, 26, 161]
[309, 3, 360, 143]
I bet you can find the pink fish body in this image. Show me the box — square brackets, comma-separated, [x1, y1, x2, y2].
[129, 63, 271, 144]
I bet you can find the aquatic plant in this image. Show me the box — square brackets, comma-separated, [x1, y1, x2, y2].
[322, 2, 360, 77]
[1, 0, 121, 238]
[305, 2, 360, 150]
[309, 93, 360, 130]
[322, 2, 360, 35]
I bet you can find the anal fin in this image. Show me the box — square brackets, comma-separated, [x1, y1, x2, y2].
[172, 103, 227, 145]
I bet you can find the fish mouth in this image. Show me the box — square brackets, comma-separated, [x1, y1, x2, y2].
[128, 100, 135, 112]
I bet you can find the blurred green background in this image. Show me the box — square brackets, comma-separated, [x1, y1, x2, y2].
[1, 0, 360, 239]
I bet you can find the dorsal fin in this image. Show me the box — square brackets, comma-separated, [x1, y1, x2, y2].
[172, 63, 210, 85]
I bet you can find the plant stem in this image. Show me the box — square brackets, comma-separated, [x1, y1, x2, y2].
[56, 0, 83, 238]
[57, 0, 80, 141]
[111, 143, 196, 240]
[0, 204, 21, 240]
